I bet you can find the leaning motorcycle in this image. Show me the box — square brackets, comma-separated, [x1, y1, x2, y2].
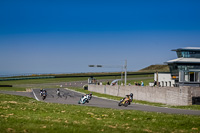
[42, 92, 47, 100]
[78, 95, 89, 104]
[118, 97, 132, 107]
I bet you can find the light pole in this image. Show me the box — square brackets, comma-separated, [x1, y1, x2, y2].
[124, 59, 127, 86]
[88, 60, 127, 86]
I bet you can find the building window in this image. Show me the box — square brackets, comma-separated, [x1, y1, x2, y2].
[179, 70, 200, 83]
[177, 51, 182, 58]
[185, 72, 189, 82]
[177, 51, 200, 58]
[194, 72, 200, 82]
[190, 72, 194, 82]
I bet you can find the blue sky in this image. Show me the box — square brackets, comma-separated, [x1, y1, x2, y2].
[0, 0, 200, 75]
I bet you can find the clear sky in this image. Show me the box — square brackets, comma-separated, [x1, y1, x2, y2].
[0, 0, 200, 75]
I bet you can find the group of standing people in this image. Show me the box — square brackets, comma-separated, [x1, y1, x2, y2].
[129, 81, 144, 86]
[133, 81, 144, 86]
[106, 81, 144, 86]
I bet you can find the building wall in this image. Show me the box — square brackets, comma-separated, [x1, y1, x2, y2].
[190, 87, 200, 97]
[88, 85, 200, 105]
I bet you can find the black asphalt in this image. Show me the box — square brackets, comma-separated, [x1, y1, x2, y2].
[1, 88, 200, 115]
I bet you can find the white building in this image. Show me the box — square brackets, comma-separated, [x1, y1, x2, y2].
[154, 47, 200, 87]
[154, 73, 175, 87]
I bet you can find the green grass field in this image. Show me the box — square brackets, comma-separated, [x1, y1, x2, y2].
[0, 94, 200, 133]
[0, 87, 26, 91]
[0, 74, 200, 132]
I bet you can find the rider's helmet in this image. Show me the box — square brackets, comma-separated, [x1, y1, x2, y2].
[89, 92, 92, 96]
[130, 93, 133, 97]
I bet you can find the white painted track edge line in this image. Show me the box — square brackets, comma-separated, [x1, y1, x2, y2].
[32, 89, 40, 101]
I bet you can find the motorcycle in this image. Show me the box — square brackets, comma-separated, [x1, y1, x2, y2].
[78, 95, 89, 104]
[42, 91, 47, 100]
[118, 96, 133, 107]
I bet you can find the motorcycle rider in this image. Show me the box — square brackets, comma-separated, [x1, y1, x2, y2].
[80, 93, 90, 103]
[87, 92, 92, 100]
[82, 94, 87, 99]
[56, 88, 61, 97]
[89, 92, 92, 96]
[124, 93, 133, 104]
[42, 89, 47, 96]
[118, 93, 133, 107]
[127, 93, 133, 99]
[40, 88, 43, 96]
[41, 89, 47, 100]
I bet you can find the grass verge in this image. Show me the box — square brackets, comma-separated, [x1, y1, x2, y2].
[0, 77, 88, 85]
[0, 87, 26, 91]
[0, 93, 200, 133]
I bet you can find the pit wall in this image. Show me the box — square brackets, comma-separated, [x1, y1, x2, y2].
[88, 85, 200, 105]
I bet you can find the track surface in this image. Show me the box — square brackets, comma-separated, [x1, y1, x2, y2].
[1, 88, 200, 115]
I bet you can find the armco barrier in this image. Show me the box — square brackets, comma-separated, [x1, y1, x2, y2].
[0, 85, 12, 87]
[88, 85, 200, 105]
[0, 76, 55, 81]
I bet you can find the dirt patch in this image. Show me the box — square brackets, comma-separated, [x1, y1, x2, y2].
[7, 128, 15, 133]
[26, 89, 32, 92]
[3, 101, 17, 104]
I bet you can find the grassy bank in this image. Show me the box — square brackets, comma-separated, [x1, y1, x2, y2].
[0, 87, 26, 91]
[0, 94, 200, 133]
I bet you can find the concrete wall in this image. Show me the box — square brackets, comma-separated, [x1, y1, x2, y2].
[191, 87, 200, 97]
[88, 85, 200, 105]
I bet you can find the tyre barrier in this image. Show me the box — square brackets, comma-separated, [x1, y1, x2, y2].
[0, 85, 12, 87]
[0, 76, 55, 81]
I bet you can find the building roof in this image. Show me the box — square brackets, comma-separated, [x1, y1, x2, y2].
[172, 47, 200, 51]
[166, 58, 200, 64]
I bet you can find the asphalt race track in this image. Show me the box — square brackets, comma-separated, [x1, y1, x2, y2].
[1, 88, 200, 115]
